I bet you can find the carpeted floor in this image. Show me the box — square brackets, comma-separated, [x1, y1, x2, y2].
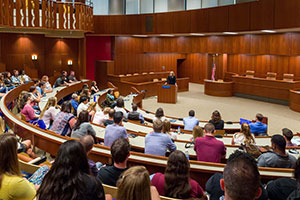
[143, 83, 300, 135]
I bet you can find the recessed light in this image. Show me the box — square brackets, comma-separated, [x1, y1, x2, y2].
[223, 32, 238, 35]
[132, 35, 148, 37]
[261, 30, 276, 33]
[159, 34, 174, 37]
[190, 33, 205, 36]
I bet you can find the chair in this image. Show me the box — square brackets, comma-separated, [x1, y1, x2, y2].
[133, 73, 139, 75]
[266, 72, 277, 80]
[153, 79, 159, 82]
[215, 130, 225, 137]
[149, 72, 154, 74]
[18, 159, 41, 174]
[245, 70, 255, 78]
[161, 78, 167, 82]
[283, 73, 294, 82]
[142, 72, 148, 75]
[119, 74, 125, 77]
[126, 74, 132, 76]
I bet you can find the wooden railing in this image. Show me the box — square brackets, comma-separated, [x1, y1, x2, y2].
[0, 0, 93, 32]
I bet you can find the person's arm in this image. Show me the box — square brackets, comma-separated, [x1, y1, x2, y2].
[9, 176, 36, 199]
[257, 155, 266, 167]
[88, 124, 96, 136]
[27, 105, 38, 120]
[69, 117, 76, 129]
[139, 114, 144, 124]
[221, 143, 226, 155]
[150, 186, 160, 200]
[167, 137, 177, 152]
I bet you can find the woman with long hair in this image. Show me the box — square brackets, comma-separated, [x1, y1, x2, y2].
[41, 75, 53, 93]
[91, 81, 99, 95]
[37, 140, 106, 200]
[71, 110, 96, 139]
[40, 97, 59, 128]
[0, 134, 36, 199]
[11, 69, 22, 85]
[154, 107, 166, 122]
[162, 120, 177, 141]
[151, 150, 204, 199]
[192, 125, 203, 142]
[209, 110, 224, 130]
[117, 166, 160, 200]
[232, 123, 255, 145]
[20, 93, 39, 122]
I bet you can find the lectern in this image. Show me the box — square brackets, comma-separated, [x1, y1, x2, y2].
[157, 84, 177, 104]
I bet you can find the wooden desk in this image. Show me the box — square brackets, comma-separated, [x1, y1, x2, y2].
[204, 80, 233, 97]
[157, 84, 177, 104]
[290, 89, 300, 112]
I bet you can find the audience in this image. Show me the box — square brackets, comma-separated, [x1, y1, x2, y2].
[104, 112, 128, 147]
[20, 93, 39, 122]
[54, 73, 68, 88]
[3, 72, 14, 88]
[114, 98, 127, 118]
[80, 135, 99, 177]
[257, 135, 296, 168]
[105, 89, 115, 108]
[192, 125, 203, 142]
[151, 150, 204, 199]
[68, 71, 77, 82]
[282, 128, 297, 147]
[41, 75, 53, 93]
[0, 134, 36, 200]
[104, 108, 115, 126]
[50, 101, 76, 136]
[162, 119, 177, 141]
[80, 88, 91, 98]
[70, 93, 79, 115]
[19, 69, 31, 83]
[126, 103, 144, 123]
[71, 110, 96, 139]
[250, 113, 268, 136]
[183, 110, 199, 131]
[209, 110, 224, 130]
[93, 107, 110, 126]
[37, 140, 107, 200]
[287, 157, 300, 199]
[117, 166, 160, 200]
[194, 123, 226, 163]
[266, 177, 297, 200]
[97, 138, 130, 186]
[40, 96, 59, 129]
[232, 123, 255, 145]
[11, 69, 22, 85]
[153, 107, 166, 122]
[29, 85, 41, 104]
[145, 119, 176, 156]
[91, 81, 99, 95]
[36, 81, 46, 96]
[77, 96, 89, 117]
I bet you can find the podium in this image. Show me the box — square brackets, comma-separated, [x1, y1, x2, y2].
[157, 84, 177, 104]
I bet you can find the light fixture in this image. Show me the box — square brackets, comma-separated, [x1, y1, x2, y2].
[261, 30, 276, 33]
[190, 33, 205, 36]
[67, 60, 73, 66]
[223, 32, 238, 35]
[159, 34, 175, 37]
[31, 54, 38, 61]
[132, 35, 148, 37]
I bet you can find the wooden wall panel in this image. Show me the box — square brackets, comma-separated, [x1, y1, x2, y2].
[250, 0, 274, 30]
[228, 2, 251, 32]
[190, 9, 209, 33]
[180, 54, 208, 83]
[208, 6, 229, 32]
[172, 11, 191, 33]
[274, 0, 300, 29]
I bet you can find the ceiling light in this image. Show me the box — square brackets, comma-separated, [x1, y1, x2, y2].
[223, 32, 238, 35]
[190, 33, 205, 36]
[159, 34, 174, 37]
[261, 30, 276, 33]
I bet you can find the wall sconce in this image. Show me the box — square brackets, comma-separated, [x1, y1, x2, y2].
[67, 60, 73, 66]
[32, 54, 38, 61]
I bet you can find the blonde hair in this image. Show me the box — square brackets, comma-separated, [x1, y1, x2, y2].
[87, 102, 97, 112]
[192, 125, 203, 142]
[117, 166, 151, 200]
[162, 120, 171, 134]
[39, 97, 57, 119]
[103, 107, 110, 114]
[241, 123, 255, 145]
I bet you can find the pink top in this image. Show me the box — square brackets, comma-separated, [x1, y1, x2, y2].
[21, 104, 36, 122]
[151, 173, 203, 198]
[42, 107, 58, 128]
[194, 135, 226, 163]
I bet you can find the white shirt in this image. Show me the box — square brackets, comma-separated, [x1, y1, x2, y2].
[114, 107, 127, 118]
[77, 103, 88, 117]
[92, 111, 108, 125]
[42, 106, 60, 128]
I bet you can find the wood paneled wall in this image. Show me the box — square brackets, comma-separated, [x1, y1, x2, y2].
[0, 33, 84, 78]
[94, 0, 300, 35]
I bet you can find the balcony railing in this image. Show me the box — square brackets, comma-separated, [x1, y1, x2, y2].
[0, 0, 93, 32]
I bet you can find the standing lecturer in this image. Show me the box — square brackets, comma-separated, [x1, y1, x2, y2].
[166, 71, 176, 85]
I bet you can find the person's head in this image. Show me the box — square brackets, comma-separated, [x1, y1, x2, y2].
[40, 97, 57, 118]
[113, 111, 123, 124]
[116, 98, 124, 108]
[72, 93, 78, 100]
[294, 157, 300, 184]
[155, 107, 164, 118]
[20, 93, 32, 109]
[211, 110, 221, 122]
[111, 138, 130, 164]
[108, 109, 115, 119]
[282, 128, 293, 142]
[29, 86, 37, 93]
[164, 150, 191, 198]
[240, 123, 254, 144]
[41, 75, 49, 82]
[162, 120, 171, 134]
[108, 89, 113, 95]
[61, 101, 72, 113]
[62, 70, 67, 76]
[204, 123, 215, 135]
[7, 72, 11, 78]
[0, 73, 4, 81]
[0, 134, 20, 187]
[80, 88, 90, 97]
[221, 150, 261, 200]
[132, 104, 138, 111]
[153, 119, 163, 133]
[103, 107, 110, 115]
[20, 69, 25, 75]
[170, 71, 175, 76]
[79, 95, 89, 104]
[33, 79, 40, 86]
[192, 125, 203, 142]
[13, 69, 19, 76]
[80, 135, 94, 154]
[37, 140, 103, 200]
[256, 113, 264, 122]
[271, 134, 286, 153]
[74, 110, 89, 130]
[91, 81, 97, 86]
[188, 110, 195, 117]
[70, 71, 75, 76]
[39, 81, 46, 89]
[117, 166, 151, 200]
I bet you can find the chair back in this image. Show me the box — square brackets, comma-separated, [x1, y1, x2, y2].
[245, 70, 255, 78]
[153, 79, 159, 82]
[266, 72, 277, 80]
[215, 130, 225, 136]
[161, 78, 167, 82]
[19, 159, 41, 174]
[283, 73, 294, 82]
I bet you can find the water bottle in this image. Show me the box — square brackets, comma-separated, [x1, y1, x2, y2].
[185, 148, 189, 160]
[93, 95, 96, 102]
[177, 126, 180, 134]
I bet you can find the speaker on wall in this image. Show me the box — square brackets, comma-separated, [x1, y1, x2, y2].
[145, 16, 153, 33]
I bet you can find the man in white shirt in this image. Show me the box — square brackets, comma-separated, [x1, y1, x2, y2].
[77, 96, 89, 117]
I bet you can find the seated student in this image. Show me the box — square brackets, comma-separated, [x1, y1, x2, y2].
[151, 150, 204, 199]
[287, 157, 300, 199]
[29, 85, 41, 104]
[105, 89, 115, 108]
[191, 125, 203, 142]
[104, 108, 115, 126]
[80, 135, 99, 177]
[37, 140, 107, 200]
[3, 71, 14, 89]
[114, 98, 127, 118]
[54, 73, 68, 88]
[266, 177, 297, 200]
[97, 138, 130, 186]
[80, 88, 91, 98]
[41, 75, 53, 93]
[91, 81, 99, 95]
[17, 139, 37, 158]
[36, 81, 46, 96]
[104, 112, 128, 147]
[19, 69, 31, 83]
[232, 123, 255, 145]
[126, 104, 144, 123]
[249, 113, 268, 136]
[209, 110, 224, 130]
[162, 120, 177, 141]
[40, 97, 59, 128]
[11, 69, 23, 85]
[257, 135, 296, 168]
[282, 128, 297, 147]
[71, 110, 96, 139]
[93, 107, 110, 126]
[68, 71, 77, 82]
[194, 123, 226, 163]
[183, 110, 199, 131]
[153, 107, 166, 122]
[117, 166, 160, 200]
[20, 93, 39, 122]
[71, 93, 79, 115]
[145, 119, 176, 157]
[0, 134, 36, 200]
[77, 96, 89, 117]
[50, 101, 76, 136]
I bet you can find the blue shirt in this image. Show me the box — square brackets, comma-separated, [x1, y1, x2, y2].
[104, 124, 128, 147]
[249, 122, 267, 134]
[71, 99, 79, 111]
[145, 132, 176, 157]
[183, 116, 199, 131]
[11, 76, 20, 84]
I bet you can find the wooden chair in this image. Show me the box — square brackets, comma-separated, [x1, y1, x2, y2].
[245, 70, 255, 78]
[153, 79, 159, 82]
[142, 72, 148, 75]
[215, 130, 225, 136]
[283, 73, 294, 82]
[119, 74, 125, 77]
[266, 72, 277, 80]
[19, 159, 41, 174]
[126, 74, 132, 76]
[149, 72, 154, 74]
[161, 78, 167, 82]
[133, 73, 139, 75]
